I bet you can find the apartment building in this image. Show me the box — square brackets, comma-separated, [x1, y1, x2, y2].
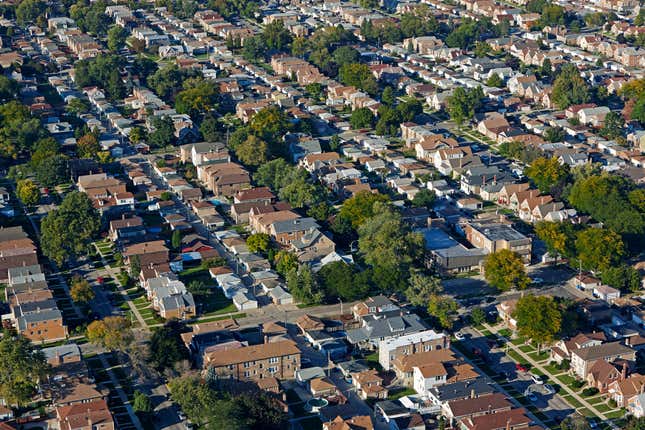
[378, 330, 451, 370]
[571, 342, 636, 379]
[0, 226, 38, 282]
[465, 221, 532, 263]
[204, 340, 301, 381]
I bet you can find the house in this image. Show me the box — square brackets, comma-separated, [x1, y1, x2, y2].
[352, 370, 388, 400]
[608, 374, 645, 407]
[378, 330, 450, 370]
[309, 377, 338, 398]
[290, 228, 336, 262]
[203, 340, 301, 381]
[390, 349, 460, 386]
[391, 414, 425, 430]
[346, 314, 428, 349]
[497, 300, 518, 330]
[0, 226, 39, 282]
[627, 393, 645, 418]
[593, 285, 621, 303]
[571, 342, 636, 379]
[269, 285, 293, 305]
[427, 377, 495, 406]
[56, 399, 114, 430]
[459, 407, 532, 430]
[352, 295, 399, 319]
[443, 393, 512, 426]
[270, 218, 320, 246]
[550, 332, 607, 364]
[477, 113, 511, 141]
[108, 216, 145, 242]
[587, 359, 624, 393]
[570, 274, 602, 292]
[323, 415, 374, 430]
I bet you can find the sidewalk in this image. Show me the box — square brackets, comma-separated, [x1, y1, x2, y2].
[482, 323, 618, 429]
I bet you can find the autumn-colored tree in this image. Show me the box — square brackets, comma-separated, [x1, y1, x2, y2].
[16, 179, 39, 207]
[86, 316, 133, 352]
[235, 135, 269, 167]
[525, 157, 569, 193]
[70, 276, 95, 303]
[77, 133, 100, 159]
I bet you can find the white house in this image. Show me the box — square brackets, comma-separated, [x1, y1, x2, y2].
[413, 364, 447, 395]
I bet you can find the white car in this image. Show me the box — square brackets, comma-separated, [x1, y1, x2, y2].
[530, 277, 544, 284]
[455, 332, 465, 340]
[531, 374, 543, 385]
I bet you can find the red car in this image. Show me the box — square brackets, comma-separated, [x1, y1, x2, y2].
[515, 363, 528, 372]
[96, 276, 104, 284]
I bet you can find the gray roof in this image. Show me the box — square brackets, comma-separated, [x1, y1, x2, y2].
[17, 309, 62, 330]
[41, 343, 81, 361]
[346, 313, 427, 344]
[428, 377, 495, 402]
[469, 222, 528, 242]
[271, 218, 320, 234]
[13, 299, 58, 316]
[573, 341, 634, 361]
[160, 293, 195, 311]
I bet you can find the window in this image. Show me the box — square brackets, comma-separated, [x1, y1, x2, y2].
[424, 345, 431, 352]
[269, 357, 279, 364]
[268, 367, 278, 373]
[243, 362, 250, 368]
[243, 371, 250, 378]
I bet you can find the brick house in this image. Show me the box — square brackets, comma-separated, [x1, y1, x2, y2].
[204, 340, 301, 381]
[56, 399, 114, 430]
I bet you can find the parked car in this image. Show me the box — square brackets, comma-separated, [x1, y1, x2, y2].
[543, 384, 555, 394]
[527, 392, 538, 402]
[531, 374, 543, 385]
[455, 331, 464, 340]
[515, 363, 528, 372]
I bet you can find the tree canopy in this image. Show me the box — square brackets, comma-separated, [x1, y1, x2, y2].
[0, 331, 49, 406]
[513, 295, 562, 350]
[552, 64, 591, 109]
[483, 249, 530, 291]
[40, 191, 101, 265]
[525, 157, 569, 193]
[86, 316, 133, 352]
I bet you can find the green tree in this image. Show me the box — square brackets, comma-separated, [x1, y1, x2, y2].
[40, 191, 101, 265]
[428, 295, 458, 329]
[286, 264, 323, 304]
[148, 321, 189, 372]
[601, 265, 641, 293]
[133, 390, 153, 414]
[16, 0, 46, 25]
[446, 87, 483, 125]
[338, 190, 390, 229]
[249, 106, 289, 145]
[0, 331, 49, 406]
[149, 116, 175, 148]
[411, 188, 436, 209]
[274, 250, 298, 276]
[317, 261, 370, 301]
[513, 295, 562, 352]
[483, 249, 530, 291]
[35, 155, 69, 188]
[235, 135, 269, 167]
[350, 108, 375, 129]
[552, 64, 590, 109]
[129, 126, 147, 144]
[339, 63, 378, 95]
[405, 273, 443, 307]
[263, 20, 292, 51]
[16, 179, 39, 207]
[171, 229, 182, 250]
[397, 99, 423, 122]
[471, 307, 487, 325]
[247, 233, 271, 253]
[107, 25, 128, 52]
[486, 73, 503, 88]
[474, 41, 492, 58]
[544, 127, 565, 143]
[358, 203, 424, 292]
[535, 221, 576, 260]
[86, 316, 133, 352]
[0, 76, 18, 101]
[525, 157, 569, 193]
[175, 78, 218, 118]
[600, 111, 624, 140]
[242, 36, 267, 62]
[575, 228, 624, 272]
[70, 276, 95, 303]
[381, 86, 395, 105]
[333, 45, 360, 67]
[0, 101, 46, 158]
[66, 97, 90, 116]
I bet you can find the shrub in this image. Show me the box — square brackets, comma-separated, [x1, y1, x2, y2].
[582, 387, 599, 396]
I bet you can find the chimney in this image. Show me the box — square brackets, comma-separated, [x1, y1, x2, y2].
[621, 362, 628, 380]
[506, 418, 512, 430]
[470, 388, 475, 398]
[482, 175, 486, 186]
